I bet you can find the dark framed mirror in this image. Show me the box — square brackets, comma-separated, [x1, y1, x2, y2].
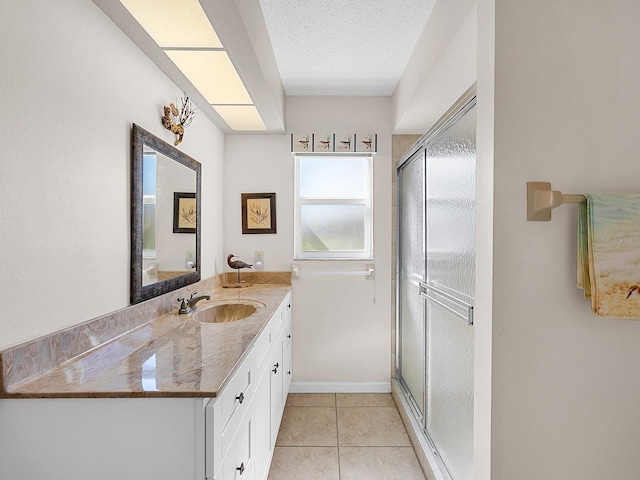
[131, 124, 201, 304]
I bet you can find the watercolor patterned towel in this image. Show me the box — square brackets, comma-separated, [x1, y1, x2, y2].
[578, 193, 640, 318]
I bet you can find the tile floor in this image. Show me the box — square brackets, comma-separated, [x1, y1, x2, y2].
[267, 393, 426, 480]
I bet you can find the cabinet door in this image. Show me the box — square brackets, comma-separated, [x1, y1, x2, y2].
[283, 301, 292, 398]
[253, 364, 272, 480]
[283, 342, 292, 401]
[269, 339, 284, 445]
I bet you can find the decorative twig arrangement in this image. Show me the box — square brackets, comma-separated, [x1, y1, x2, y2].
[161, 93, 196, 146]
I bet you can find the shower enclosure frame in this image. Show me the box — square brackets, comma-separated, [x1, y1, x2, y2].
[395, 86, 477, 480]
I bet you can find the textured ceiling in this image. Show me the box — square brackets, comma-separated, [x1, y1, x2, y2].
[259, 0, 437, 96]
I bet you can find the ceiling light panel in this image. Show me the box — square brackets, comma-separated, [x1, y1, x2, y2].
[165, 50, 253, 105]
[213, 106, 266, 131]
[119, 0, 222, 48]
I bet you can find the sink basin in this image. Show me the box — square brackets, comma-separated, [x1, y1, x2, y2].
[193, 300, 265, 323]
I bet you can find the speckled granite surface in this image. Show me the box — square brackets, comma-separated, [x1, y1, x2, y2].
[0, 273, 291, 398]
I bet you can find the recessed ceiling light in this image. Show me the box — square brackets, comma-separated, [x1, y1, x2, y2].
[119, 0, 267, 131]
[213, 106, 266, 131]
[119, 0, 222, 48]
[165, 50, 253, 105]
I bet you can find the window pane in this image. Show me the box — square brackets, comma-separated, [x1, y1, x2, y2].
[143, 203, 156, 251]
[301, 204, 365, 251]
[299, 156, 368, 198]
[143, 153, 157, 195]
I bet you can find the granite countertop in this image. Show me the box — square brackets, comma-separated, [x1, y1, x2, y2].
[1, 283, 291, 399]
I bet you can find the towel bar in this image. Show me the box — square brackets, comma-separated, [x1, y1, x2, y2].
[527, 182, 585, 221]
[291, 263, 375, 280]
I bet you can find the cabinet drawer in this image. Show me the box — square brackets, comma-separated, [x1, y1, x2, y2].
[220, 350, 253, 434]
[255, 297, 286, 373]
[254, 322, 272, 372]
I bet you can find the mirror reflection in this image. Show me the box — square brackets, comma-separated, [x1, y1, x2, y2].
[142, 147, 197, 286]
[132, 124, 201, 304]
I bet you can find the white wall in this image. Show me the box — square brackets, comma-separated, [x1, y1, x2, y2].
[155, 155, 197, 272]
[474, 0, 494, 479]
[392, 0, 477, 133]
[224, 96, 393, 390]
[0, 0, 225, 350]
[477, 0, 640, 478]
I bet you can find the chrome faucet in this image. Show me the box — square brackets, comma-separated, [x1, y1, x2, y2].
[177, 291, 211, 314]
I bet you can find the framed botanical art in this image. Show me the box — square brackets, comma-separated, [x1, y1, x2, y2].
[173, 192, 196, 234]
[314, 134, 334, 152]
[291, 133, 313, 152]
[355, 133, 378, 152]
[335, 133, 355, 152]
[242, 192, 277, 234]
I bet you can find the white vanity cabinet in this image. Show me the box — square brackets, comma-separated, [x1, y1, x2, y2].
[207, 291, 292, 480]
[0, 289, 292, 480]
[253, 293, 292, 480]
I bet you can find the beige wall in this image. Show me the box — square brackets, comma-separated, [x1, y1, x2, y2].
[224, 96, 393, 389]
[478, 0, 640, 478]
[392, 0, 477, 133]
[0, 0, 225, 350]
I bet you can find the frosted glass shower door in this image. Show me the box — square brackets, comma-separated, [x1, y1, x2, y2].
[423, 103, 476, 480]
[397, 150, 426, 418]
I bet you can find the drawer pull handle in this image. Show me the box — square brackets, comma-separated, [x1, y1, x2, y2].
[272, 362, 279, 374]
[287, 370, 291, 375]
[236, 392, 244, 404]
[237, 462, 245, 475]
[287, 334, 291, 339]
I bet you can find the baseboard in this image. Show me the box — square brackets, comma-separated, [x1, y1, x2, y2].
[289, 381, 391, 393]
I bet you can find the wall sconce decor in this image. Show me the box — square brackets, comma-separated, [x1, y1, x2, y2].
[162, 93, 196, 146]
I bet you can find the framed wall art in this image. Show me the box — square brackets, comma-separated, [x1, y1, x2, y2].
[173, 192, 196, 234]
[315, 134, 334, 152]
[289, 132, 377, 153]
[291, 133, 313, 152]
[335, 133, 355, 152]
[355, 133, 377, 152]
[242, 192, 277, 234]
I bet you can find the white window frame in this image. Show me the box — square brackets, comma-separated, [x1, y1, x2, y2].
[294, 154, 373, 260]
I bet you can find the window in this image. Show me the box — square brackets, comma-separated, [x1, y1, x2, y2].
[142, 151, 157, 259]
[294, 155, 373, 260]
